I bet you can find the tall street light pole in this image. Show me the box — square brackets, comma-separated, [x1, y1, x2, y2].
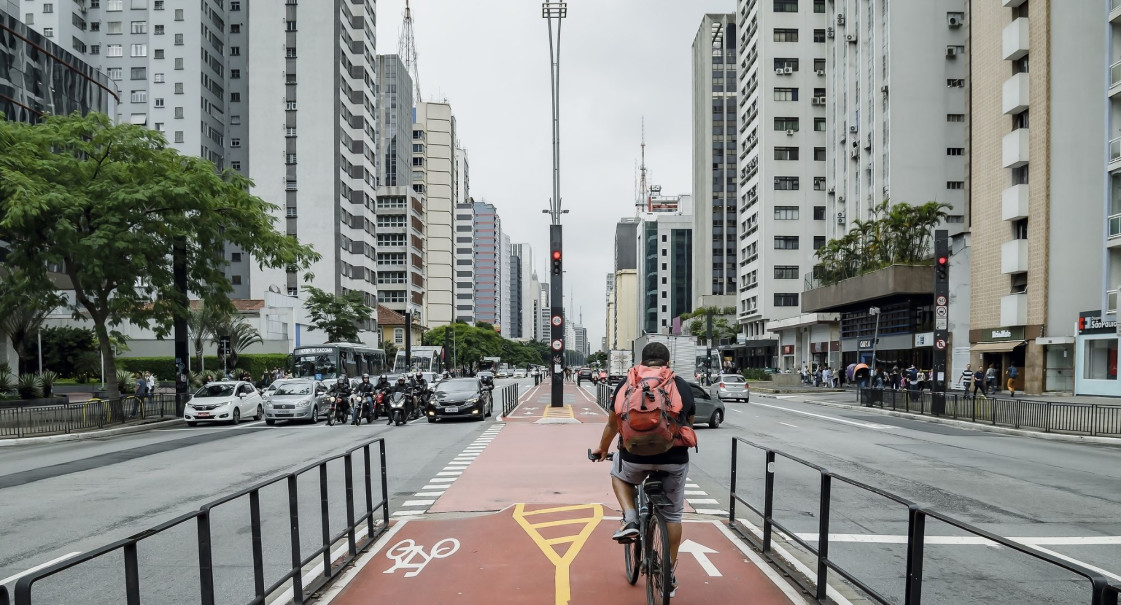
[543, 1, 567, 407]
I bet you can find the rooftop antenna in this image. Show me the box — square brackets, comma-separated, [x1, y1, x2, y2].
[399, 0, 422, 102]
[639, 117, 649, 214]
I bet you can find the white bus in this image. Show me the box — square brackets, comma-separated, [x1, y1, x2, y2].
[291, 343, 388, 380]
[393, 346, 445, 374]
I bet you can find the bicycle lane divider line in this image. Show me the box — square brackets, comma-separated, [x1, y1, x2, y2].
[0, 552, 82, 587]
[513, 503, 604, 605]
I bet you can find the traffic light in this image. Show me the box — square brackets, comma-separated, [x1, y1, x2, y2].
[551, 248, 562, 275]
[936, 254, 949, 281]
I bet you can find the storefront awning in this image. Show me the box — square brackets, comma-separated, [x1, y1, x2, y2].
[970, 341, 1025, 353]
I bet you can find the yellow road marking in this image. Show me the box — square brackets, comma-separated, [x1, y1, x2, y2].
[542, 404, 574, 419]
[513, 503, 603, 605]
[527, 517, 599, 529]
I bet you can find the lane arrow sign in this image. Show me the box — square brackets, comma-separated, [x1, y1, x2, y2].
[678, 540, 721, 577]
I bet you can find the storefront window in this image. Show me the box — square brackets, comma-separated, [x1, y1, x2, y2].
[1083, 338, 1118, 380]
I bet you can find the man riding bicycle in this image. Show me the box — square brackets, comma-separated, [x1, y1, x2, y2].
[591, 342, 696, 598]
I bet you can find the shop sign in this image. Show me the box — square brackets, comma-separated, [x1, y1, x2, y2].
[858, 338, 879, 349]
[914, 332, 934, 347]
[1078, 316, 1117, 335]
[985, 327, 1025, 341]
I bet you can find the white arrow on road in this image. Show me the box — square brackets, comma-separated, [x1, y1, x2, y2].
[678, 540, 721, 577]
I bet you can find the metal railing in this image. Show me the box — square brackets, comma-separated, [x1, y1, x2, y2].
[499, 383, 521, 417]
[728, 437, 1120, 604]
[596, 383, 611, 412]
[1112, 60, 1121, 89]
[855, 388, 1121, 437]
[1111, 213, 1121, 239]
[12, 437, 390, 605]
[1111, 137, 1121, 165]
[0, 394, 180, 439]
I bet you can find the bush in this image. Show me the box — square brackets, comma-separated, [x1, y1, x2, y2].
[38, 370, 59, 397]
[743, 368, 772, 381]
[40, 326, 98, 378]
[116, 354, 291, 383]
[116, 370, 135, 395]
[0, 363, 14, 393]
[17, 374, 43, 399]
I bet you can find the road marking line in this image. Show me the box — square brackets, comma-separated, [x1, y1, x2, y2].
[401, 499, 436, 507]
[276, 518, 394, 605]
[779, 422, 798, 428]
[0, 551, 82, 586]
[513, 503, 603, 605]
[688, 498, 720, 505]
[428, 477, 457, 483]
[731, 409, 744, 413]
[421, 485, 448, 491]
[738, 518, 854, 605]
[435, 471, 462, 476]
[685, 490, 708, 496]
[694, 509, 729, 516]
[391, 510, 426, 517]
[1026, 544, 1121, 583]
[752, 402, 891, 429]
[714, 522, 813, 605]
[685, 483, 700, 488]
[414, 492, 445, 497]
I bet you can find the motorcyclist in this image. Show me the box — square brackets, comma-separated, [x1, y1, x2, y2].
[414, 372, 430, 412]
[387, 375, 413, 425]
[352, 373, 375, 424]
[329, 373, 352, 422]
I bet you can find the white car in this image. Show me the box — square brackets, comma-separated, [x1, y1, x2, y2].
[184, 381, 264, 426]
[513, 368, 527, 378]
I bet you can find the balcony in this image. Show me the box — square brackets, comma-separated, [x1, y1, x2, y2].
[802, 265, 933, 313]
[1112, 0, 1121, 24]
[1002, 184, 1029, 221]
[1001, 239, 1029, 274]
[1109, 213, 1121, 248]
[1111, 137, 1121, 173]
[1002, 0, 1026, 6]
[1002, 72, 1029, 115]
[1109, 288, 1119, 315]
[1002, 128, 1029, 168]
[1112, 60, 1121, 98]
[1001, 293, 1028, 326]
[1002, 18, 1029, 62]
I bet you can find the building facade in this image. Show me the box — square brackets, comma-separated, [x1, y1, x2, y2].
[692, 14, 739, 311]
[636, 196, 694, 335]
[454, 200, 476, 324]
[510, 243, 540, 340]
[471, 201, 502, 328]
[416, 100, 457, 328]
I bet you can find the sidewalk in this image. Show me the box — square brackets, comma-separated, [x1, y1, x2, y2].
[319, 382, 804, 605]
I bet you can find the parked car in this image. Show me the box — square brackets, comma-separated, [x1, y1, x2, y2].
[710, 374, 750, 403]
[184, 381, 263, 426]
[426, 378, 493, 422]
[685, 381, 725, 428]
[263, 379, 327, 425]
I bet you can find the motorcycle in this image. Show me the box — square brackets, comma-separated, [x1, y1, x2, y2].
[387, 390, 410, 426]
[326, 394, 350, 426]
[350, 393, 375, 425]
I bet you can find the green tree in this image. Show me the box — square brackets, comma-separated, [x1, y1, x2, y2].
[303, 286, 373, 343]
[383, 341, 398, 368]
[587, 351, 608, 367]
[0, 287, 57, 374]
[188, 304, 228, 374]
[214, 316, 263, 371]
[0, 112, 319, 397]
[40, 325, 98, 378]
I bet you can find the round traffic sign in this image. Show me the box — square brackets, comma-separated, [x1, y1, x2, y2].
[936, 306, 948, 318]
[935, 339, 947, 350]
[551, 339, 563, 351]
[936, 295, 947, 306]
[551, 315, 563, 327]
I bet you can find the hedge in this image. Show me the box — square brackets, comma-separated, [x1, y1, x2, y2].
[116, 354, 291, 380]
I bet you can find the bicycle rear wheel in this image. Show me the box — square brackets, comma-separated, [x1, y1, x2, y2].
[623, 531, 640, 585]
[645, 512, 672, 605]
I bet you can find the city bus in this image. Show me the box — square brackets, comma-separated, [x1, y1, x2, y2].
[291, 343, 388, 380]
[393, 346, 444, 374]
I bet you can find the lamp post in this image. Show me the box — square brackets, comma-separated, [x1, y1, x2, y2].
[543, 1, 567, 407]
[869, 306, 881, 372]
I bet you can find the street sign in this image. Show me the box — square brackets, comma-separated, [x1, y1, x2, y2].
[551, 339, 563, 351]
[935, 317, 948, 330]
[551, 315, 562, 327]
[936, 295, 948, 306]
[552, 354, 562, 364]
[935, 338, 947, 350]
[936, 306, 948, 318]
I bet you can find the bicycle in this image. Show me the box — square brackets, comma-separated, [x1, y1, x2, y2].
[589, 450, 674, 605]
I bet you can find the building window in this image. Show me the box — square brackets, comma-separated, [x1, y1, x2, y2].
[774, 88, 799, 102]
[231, 1, 241, 9]
[1014, 110, 1030, 129]
[393, 328, 405, 345]
[774, 266, 799, 279]
[813, 236, 826, 249]
[174, 82, 183, 94]
[43, 27, 54, 37]
[1083, 338, 1118, 380]
[814, 118, 826, 132]
[130, 90, 147, 103]
[230, 24, 241, 33]
[774, 147, 799, 161]
[231, 161, 241, 171]
[154, 49, 163, 59]
[174, 58, 184, 70]
[174, 8, 183, 20]
[154, 122, 163, 132]
[774, 0, 798, 12]
[231, 275, 242, 285]
[43, 3, 54, 13]
[230, 92, 241, 102]
[90, 45, 100, 54]
[286, 47, 297, 58]
[174, 106, 184, 118]
[774, 236, 799, 250]
[285, 101, 296, 110]
[947, 181, 965, 190]
[774, 206, 799, 220]
[813, 206, 826, 220]
[947, 114, 965, 122]
[946, 79, 965, 87]
[107, 44, 123, 57]
[230, 46, 241, 56]
[174, 33, 183, 45]
[230, 69, 241, 79]
[813, 29, 825, 43]
[131, 21, 147, 34]
[107, 67, 122, 80]
[947, 148, 964, 156]
[813, 0, 825, 12]
[774, 58, 799, 71]
[775, 293, 800, 307]
[774, 177, 800, 191]
[105, 0, 123, 9]
[1012, 165, 1029, 185]
[285, 20, 297, 31]
[130, 67, 146, 80]
[774, 117, 799, 131]
[130, 43, 147, 57]
[230, 138, 241, 148]
[106, 21, 123, 34]
[153, 98, 164, 107]
[154, 0, 163, 9]
[774, 28, 799, 42]
[813, 177, 826, 191]
[174, 131, 184, 143]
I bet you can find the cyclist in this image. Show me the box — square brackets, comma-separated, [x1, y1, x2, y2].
[590, 342, 695, 598]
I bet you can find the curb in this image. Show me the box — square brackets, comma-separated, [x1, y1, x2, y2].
[760, 394, 1121, 446]
[0, 418, 185, 447]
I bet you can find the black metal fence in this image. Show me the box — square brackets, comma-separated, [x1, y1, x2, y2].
[499, 383, 521, 417]
[728, 437, 1121, 605]
[855, 388, 1121, 437]
[596, 383, 611, 412]
[0, 394, 180, 439]
[11, 437, 390, 605]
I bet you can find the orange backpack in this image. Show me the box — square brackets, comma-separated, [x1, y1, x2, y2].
[613, 365, 697, 456]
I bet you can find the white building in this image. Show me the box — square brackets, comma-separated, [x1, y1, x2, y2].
[499, 231, 512, 335]
[416, 101, 457, 328]
[635, 196, 694, 334]
[510, 243, 540, 340]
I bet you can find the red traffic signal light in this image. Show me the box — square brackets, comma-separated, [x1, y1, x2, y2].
[552, 250, 562, 261]
[937, 256, 948, 265]
[551, 248, 562, 275]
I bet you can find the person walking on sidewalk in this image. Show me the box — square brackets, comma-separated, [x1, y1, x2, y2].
[591, 341, 697, 598]
[960, 364, 972, 391]
[1006, 364, 1019, 397]
[985, 364, 998, 395]
[971, 366, 987, 399]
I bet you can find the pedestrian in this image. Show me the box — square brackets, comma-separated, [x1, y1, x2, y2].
[822, 366, 832, 387]
[960, 364, 972, 390]
[1006, 363, 1019, 397]
[984, 363, 997, 394]
[133, 372, 148, 417]
[972, 366, 986, 398]
[144, 371, 156, 406]
[907, 364, 919, 392]
[889, 366, 901, 390]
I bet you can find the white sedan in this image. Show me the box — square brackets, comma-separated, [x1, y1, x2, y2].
[184, 381, 264, 426]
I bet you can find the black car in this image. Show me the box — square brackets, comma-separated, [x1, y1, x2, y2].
[426, 378, 492, 422]
[577, 368, 593, 382]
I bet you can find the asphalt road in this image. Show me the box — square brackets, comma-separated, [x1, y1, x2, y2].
[0, 377, 528, 605]
[668, 388, 1121, 605]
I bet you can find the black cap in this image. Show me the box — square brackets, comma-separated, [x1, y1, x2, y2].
[641, 342, 670, 366]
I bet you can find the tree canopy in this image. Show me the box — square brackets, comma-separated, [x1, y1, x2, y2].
[303, 286, 373, 343]
[423, 322, 547, 370]
[0, 112, 320, 396]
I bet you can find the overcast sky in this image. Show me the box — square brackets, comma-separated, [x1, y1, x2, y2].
[376, 0, 735, 350]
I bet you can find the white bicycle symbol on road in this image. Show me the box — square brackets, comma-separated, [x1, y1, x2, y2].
[383, 538, 460, 578]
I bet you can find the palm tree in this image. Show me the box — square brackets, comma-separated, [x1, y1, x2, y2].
[188, 305, 227, 373]
[213, 317, 263, 371]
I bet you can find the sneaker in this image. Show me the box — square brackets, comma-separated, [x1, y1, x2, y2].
[611, 521, 639, 542]
[669, 570, 678, 597]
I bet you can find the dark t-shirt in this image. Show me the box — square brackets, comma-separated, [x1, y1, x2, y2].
[610, 375, 697, 465]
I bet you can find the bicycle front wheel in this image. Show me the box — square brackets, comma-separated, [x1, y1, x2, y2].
[623, 530, 640, 585]
[645, 512, 672, 605]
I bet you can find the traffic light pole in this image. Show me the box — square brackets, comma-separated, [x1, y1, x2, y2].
[550, 224, 564, 407]
[932, 229, 949, 415]
[543, 2, 567, 408]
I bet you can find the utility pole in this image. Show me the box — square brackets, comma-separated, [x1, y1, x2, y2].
[932, 230, 950, 415]
[543, 1, 567, 407]
[404, 312, 413, 373]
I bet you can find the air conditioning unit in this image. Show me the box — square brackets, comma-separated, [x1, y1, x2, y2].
[783, 66, 793, 74]
[850, 148, 860, 159]
[848, 125, 858, 133]
[948, 15, 962, 28]
[836, 212, 846, 224]
[814, 96, 826, 104]
[837, 14, 845, 25]
[775, 68, 785, 76]
[846, 33, 857, 43]
[946, 46, 958, 57]
[863, 139, 872, 151]
[816, 69, 825, 76]
[827, 186, 835, 194]
[880, 84, 889, 93]
[826, 27, 835, 38]
[786, 129, 795, 136]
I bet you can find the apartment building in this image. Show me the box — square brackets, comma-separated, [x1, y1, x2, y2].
[510, 243, 541, 340]
[540, 279, 551, 345]
[374, 54, 424, 321]
[416, 100, 457, 328]
[732, 0, 829, 370]
[692, 14, 739, 311]
[636, 195, 694, 334]
[608, 219, 641, 352]
[453, 200, 476, 324]
[972, 0, 1105, 395]
[499, 231, 512, 334]
[472, 201, 503, 328]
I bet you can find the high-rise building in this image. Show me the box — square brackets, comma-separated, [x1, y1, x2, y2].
[417, 100, 457, 328]
[972, 0, 1104, 395]
[510, 243, 540, 340]
[472, 201, 502, 327]
[734, 0, 828, 360]
[499, 231, 511, 334]
[453, 199, 476, 324]
[692, 14, 739, 310]
[239, 0, 379, 316]
[539, 280, 550, 344]
[636, 196, 694, 335]
[374, 54, 424, 321]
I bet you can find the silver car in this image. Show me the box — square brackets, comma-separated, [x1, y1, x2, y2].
[710, 374, 750, 403]
[264, 379, 327, 425]
[686, 381, 725, 428]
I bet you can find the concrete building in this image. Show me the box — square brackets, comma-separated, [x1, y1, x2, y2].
[971, 0, 1105, 395]
[416, 100, 457, 328]
[732, 0, 829, 369]
[539, 280, 550, 344]
[454, 200, 476, 324]
[510, 243, 540, 340]
[499, 231, 512, 335]
[692, 13, 739, 310]
[608, 270, 639, 353]
[472, 201, 502, 328]
[636, 196, 694, 335]
[374, 54, 424, 321]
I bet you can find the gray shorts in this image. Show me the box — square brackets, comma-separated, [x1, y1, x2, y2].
[610, 457, 689, 523]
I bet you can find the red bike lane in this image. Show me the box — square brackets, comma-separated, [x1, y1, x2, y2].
[320, 383, 801, 605]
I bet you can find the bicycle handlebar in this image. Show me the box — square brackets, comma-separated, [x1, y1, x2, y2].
[587, 448, 614, 462]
